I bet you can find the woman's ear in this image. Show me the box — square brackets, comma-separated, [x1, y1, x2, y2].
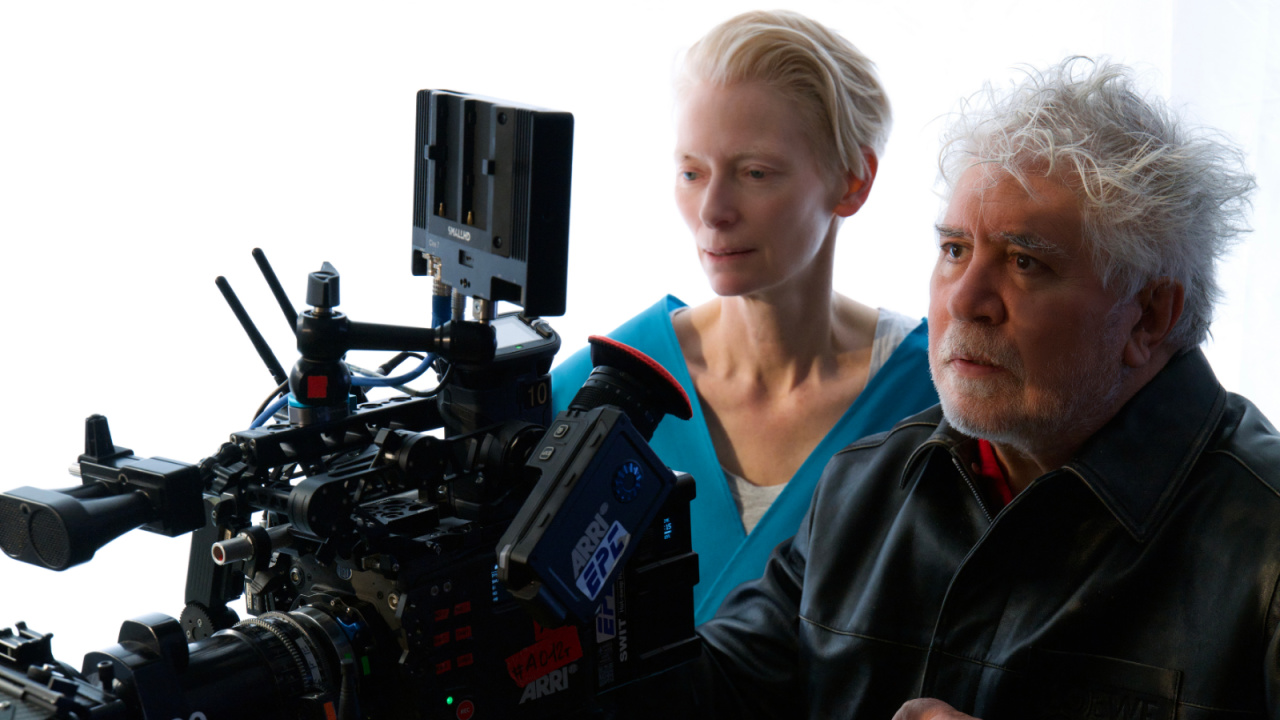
[834, 147, 878, 218]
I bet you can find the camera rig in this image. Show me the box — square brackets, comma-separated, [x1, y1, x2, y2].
[0, 91, 699, 719]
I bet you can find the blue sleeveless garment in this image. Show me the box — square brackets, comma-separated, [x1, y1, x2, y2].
[550, 295, 937, 624]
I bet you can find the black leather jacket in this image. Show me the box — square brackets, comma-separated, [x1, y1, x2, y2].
[672, 349, 1280, 720]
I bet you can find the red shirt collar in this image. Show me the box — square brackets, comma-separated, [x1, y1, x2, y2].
[975, 438, 1014, 509]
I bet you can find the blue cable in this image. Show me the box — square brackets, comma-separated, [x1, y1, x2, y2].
[251, 394, 290, 428]
[356, 294, 446, 388]
[253, 299, 447, 428]
[432, 294, 451, 329]
[352, 352, 436, 388]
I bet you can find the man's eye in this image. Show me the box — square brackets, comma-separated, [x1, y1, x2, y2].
[941, 243, 965, 259]
[1013, 254, 1041, 271]
[747, 169, 766, 179]
[680, 171, 698, 181]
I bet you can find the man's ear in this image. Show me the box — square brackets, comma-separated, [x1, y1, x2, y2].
[1123, 277, 1185, 368]
[834, 147, 878, 218]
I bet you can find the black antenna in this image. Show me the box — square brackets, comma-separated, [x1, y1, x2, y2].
[252, 248, 298, 334]
[215, 276, 289, 387]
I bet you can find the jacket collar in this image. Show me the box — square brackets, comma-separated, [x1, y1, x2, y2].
[1067, 348, 1226, 540]
[912, 349, 1226, 541]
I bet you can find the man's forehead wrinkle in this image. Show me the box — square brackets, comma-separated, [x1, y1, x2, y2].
[966, 161, 1075, 206]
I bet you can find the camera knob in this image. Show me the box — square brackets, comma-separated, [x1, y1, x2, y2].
[305, 261, 341, 310]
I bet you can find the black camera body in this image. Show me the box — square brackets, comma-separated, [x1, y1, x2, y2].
[0, 91, 699, 719]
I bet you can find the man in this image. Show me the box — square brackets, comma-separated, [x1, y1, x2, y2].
[632, 57, 1270, 719]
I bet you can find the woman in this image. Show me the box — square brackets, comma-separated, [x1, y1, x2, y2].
[551, 10, 937, 625]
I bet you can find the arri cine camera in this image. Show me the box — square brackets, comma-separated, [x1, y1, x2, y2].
[0, 91, 700, 719]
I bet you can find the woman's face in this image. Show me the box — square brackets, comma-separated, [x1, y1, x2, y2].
[674, 81, 852, 299]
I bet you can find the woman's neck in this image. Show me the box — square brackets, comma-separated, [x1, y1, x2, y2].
[716, 291, 838, 374]
[688, 288, 876, 396]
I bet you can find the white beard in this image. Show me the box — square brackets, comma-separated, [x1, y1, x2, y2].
[929, 315, 1129, 457]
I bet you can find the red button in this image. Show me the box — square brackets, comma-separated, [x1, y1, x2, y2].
[434, 608, 450, 622]
[435, 659, 452, 675]
[433, 632, 450, 647]
[454, 601, 472, 615]
[456, 699, 475, 720]
[455, 626, 472, 641]
[457, 653, 474, 667]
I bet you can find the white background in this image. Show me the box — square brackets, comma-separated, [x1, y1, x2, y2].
[1, 1, 1275, 664]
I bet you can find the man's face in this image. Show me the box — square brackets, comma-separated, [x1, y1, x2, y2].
[928, 167, 1134, 453]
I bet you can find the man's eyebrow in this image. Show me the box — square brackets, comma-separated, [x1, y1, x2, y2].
[997, 231, 1067, 256]
[935, 224, 1066, 256]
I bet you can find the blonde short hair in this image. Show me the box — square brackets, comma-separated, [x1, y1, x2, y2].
[679, 9, 891, 181]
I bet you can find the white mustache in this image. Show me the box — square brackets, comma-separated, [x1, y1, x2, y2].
[936, 326, 1022, 375]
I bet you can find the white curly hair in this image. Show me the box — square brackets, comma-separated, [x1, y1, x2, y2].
[940, 57, 1256, 349]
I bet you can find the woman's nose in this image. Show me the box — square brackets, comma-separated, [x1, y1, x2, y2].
[699, 176, 739, 229]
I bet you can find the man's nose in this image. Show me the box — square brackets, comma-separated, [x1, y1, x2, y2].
[945, 255, 1006, 325]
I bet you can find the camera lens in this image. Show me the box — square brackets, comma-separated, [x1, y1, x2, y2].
[87, 606, 358, 720]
